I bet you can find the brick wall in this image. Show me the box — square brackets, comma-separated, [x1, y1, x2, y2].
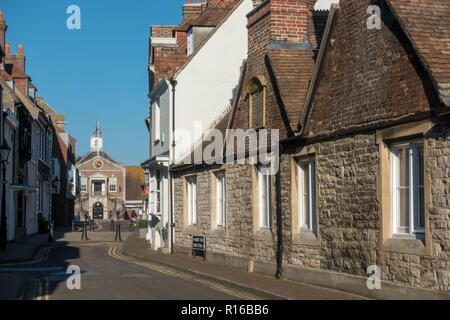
[152, 46, 185, 89]
[151, 26, 176, 38]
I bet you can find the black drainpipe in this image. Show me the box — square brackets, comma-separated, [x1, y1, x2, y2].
[169, 78, 177, 254]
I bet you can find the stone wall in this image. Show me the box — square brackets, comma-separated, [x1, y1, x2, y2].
[173, 121, 450, 293]
[173, 163, 278, 266]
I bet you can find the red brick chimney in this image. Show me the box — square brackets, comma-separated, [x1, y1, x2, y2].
[247, 0, 316, 59]
[182, 0, 204, 22]
[0, 10, 7, 66]
[5, 44, 26, 75]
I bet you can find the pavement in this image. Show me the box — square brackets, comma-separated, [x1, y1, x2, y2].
[0, 233, 50, 264]
[0, 274, 27, 300]
[121, 231, 369, 300]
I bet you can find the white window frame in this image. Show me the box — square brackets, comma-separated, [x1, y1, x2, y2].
[81, 177, 87, 192]
[187, 177, 197, 226]
[216, 174, 226, 228]
[297, 158, 316, 233]
[187, 28, 194, 57]
[390, 141, 425, 239]
[109, 177, 117, 192]
[154, 99, 161, 142]
[155, 171, 161, 215]
[258, 166, 271, 229]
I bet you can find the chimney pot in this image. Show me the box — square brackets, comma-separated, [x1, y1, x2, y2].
[18, 44, 23, 55]
[5, 42, 10, 54]
[0, 11, 3, 21]
[187, 0, 192, 3]
[196, 0, 200, 3]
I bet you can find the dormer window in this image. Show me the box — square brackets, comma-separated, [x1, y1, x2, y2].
[187, 28, 194, 57]
[28, 87, 36, 101]
[246, 77, 266, 129]
[6, 80, 14, 90]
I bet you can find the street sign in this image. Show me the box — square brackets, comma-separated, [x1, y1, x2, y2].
[192, 235, 206, 261]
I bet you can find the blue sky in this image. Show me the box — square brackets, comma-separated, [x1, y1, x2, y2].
[0, 0, 185, 165]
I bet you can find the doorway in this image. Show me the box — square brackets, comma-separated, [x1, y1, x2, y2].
[93, 202, 104, 220]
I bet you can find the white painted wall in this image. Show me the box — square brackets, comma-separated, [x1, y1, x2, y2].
[315, 0, 339, 10]
[173, 0, 252, 163]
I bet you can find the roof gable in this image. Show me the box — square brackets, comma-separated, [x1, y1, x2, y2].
[385, 0, 450, 106]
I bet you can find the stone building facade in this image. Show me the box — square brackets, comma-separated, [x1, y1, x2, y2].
[75, 124, 126, 220]
[170, 0, 450, 299]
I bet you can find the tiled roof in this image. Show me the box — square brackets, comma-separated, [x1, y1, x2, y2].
[174, 107, 231, 168]
[387, 0, 450, 106]
[175, 8, 230, 32]
[266, 48, 316, 128]
[126, 166, 146, 201]
[0, 70, 12, 81]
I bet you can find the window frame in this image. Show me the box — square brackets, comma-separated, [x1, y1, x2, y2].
[154, 98, 161, 142]
[80, 177, 87, 192]
[215, 173, 226, 229]
[297, 158, 316, 233]
[257, 166, 272, 230]
[246, 77, 267, 129]
[187, 176, 197, 226]
[377, 120, 432, 256]
[390, 141, 425, 239]
[109, 177, 117, 193]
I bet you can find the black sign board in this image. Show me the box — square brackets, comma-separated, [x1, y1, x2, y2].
[192, 236, 206, 261]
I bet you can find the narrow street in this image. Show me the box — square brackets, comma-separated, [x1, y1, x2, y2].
[0, 239, 255, 300]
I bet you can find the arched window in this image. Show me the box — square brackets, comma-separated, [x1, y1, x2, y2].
[246, 77, 266, 129]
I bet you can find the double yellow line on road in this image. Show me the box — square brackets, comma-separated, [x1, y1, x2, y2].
[108, 246, 255, 300]
[35, 279, 50, 301]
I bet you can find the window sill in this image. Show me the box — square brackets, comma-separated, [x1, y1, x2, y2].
[183, 225, 199, 235]
[255, 229, 273, 241]
[380, 237, 428, 256]
[210, 227, 226, 238]
[292, 231, 320, 247]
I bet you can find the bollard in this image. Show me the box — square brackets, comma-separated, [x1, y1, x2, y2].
[111, 220, 115, 231]
[48, 223, 55, 243]
[114, 222, 122, 242]
[81, 221, 89, 240]
[92, 220, 95, 232]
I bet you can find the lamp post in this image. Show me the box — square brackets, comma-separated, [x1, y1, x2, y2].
[0, 141, 11, 251]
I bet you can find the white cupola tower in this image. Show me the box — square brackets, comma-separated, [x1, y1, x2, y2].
[90, 122, 103, 151]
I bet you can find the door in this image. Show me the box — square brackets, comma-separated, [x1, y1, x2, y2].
[93, 202, 104, 220]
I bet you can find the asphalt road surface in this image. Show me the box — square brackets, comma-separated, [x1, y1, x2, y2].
[0, 243, 257, 300]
